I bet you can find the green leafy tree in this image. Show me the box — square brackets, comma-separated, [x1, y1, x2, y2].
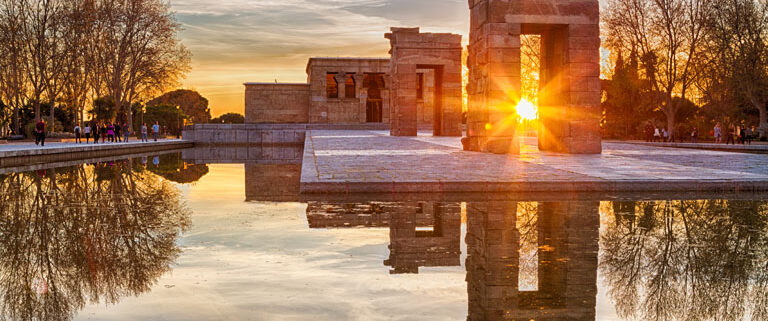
[147, 89, 211, 124]
[143, 104, 189, 136]
[210, 112, 244, 124]
[88, 97, 118, 123]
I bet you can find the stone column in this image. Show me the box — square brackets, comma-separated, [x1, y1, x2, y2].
[334, 73, 347, 99]
[354, 73, 366, 122]
[464, 0, 602, 154]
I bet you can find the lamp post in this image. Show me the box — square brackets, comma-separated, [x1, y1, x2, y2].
[176, 105, 181, 139]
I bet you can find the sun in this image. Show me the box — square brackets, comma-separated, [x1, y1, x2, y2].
[516, 98, 537, 121]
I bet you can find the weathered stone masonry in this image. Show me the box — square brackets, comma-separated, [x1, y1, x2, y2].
[465, 0, 602, 154]
[386, 27, 464, 136]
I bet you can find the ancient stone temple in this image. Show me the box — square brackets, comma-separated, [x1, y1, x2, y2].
[386, 28, 464, 136]
[244, 29, 464, 135]
[464, 0, 602, 154]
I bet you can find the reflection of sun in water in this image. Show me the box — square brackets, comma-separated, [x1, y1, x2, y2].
[516, 98, 537, 120]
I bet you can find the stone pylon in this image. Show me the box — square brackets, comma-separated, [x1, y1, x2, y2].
[386, 27, 464, 137]
[464, 0, 602, 154]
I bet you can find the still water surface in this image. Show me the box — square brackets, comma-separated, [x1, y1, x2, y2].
[0, 152, 766, 321]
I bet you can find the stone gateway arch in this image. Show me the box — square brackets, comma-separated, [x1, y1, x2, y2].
[463, 0, 602, 154]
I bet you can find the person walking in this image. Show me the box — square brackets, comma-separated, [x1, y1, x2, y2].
[114, 123, 122, 142]
[726, 125, 736, 145]
[690, 127, 698, 143]
[644, 121, 654, 142]
[107, 123, 115, 142]
[662, 128, 669, 142]
[740, 125, 747, 145]
[714, 123, 722, 143]
[92, 122, 100, 144]
[84, 122, 91, 143]
[653, 126, 661, 142]
[123, 123, 130, 142]
[745, 126, 753, 145]
[141, 123, 148, 142]
[74, 124, 82, 143]
[101, 123, 107, 143]
[34, 119, 46, 146]
[152, 121, 160, 141]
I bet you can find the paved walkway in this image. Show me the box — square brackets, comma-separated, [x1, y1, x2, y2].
[301, 130, 768, 193]
[0, 139, 193, 168]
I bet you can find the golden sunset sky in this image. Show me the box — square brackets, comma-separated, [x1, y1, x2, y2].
[173, 0, 608, 117]
[172, 0, 470, 117]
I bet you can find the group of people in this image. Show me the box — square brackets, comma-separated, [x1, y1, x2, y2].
[713, 123, 756, 145]
[644, 121, 681, 142]
[72, 121, 162, 144]
[645, 121, 759, 144]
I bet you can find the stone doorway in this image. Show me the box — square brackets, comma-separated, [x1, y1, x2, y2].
[364, 73, 386, 123]
[416, 65, 445, 135]
[464, 0, 602, 154]
[386, 27, 463, 137]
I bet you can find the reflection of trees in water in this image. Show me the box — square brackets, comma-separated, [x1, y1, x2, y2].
[0, 162, 190, 321]
[600, 200, 768, 321]
[144, 153, 209, 184]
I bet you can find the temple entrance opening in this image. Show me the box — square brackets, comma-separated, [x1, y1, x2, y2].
[464, 0, 602, 154]
[364, 73, 386, 123]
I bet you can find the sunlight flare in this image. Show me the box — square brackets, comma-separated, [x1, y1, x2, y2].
[516, 98, 537, 121]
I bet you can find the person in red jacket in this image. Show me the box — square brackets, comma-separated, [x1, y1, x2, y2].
[35, 119, 46, 146]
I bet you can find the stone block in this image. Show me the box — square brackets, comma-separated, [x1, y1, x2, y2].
[486, 137, 520, 154]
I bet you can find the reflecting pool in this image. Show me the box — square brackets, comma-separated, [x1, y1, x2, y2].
[0, 151, 766, 321]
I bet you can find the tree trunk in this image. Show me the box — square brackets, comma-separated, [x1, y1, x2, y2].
[49, 101, 55, 133]
[34, 96, 41, 122]
[748, 97, 767, 138]
[666, 113, 676, 142]
[13, 96, 20, 134]
[758, 103, 768, 138]
[126, 101, 133, 132]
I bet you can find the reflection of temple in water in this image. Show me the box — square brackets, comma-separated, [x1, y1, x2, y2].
[306, 201, 462, 274]
[466, 201, 599, 321]
[181, 146, 303, 202]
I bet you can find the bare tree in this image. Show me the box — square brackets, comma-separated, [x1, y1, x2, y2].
[93, 0, 190, 129]
[605, 0, 707, 136]
[0, 0, 29, 134]
[705, 0, 768, 137]
[20, 0, 66, 123]
[0, 0, 189, 134]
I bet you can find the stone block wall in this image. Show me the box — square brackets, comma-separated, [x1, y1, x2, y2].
[306, 58, 391, 124]
[465, 0, 602, 154]
[386, 27, 463, 136]
[245, 83, 310, 123]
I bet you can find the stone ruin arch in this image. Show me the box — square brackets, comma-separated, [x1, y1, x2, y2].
[387, 27, 464, 137]
[464, 0, 602, 154]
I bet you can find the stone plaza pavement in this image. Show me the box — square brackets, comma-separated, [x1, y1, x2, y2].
[301, 130, 768, 193]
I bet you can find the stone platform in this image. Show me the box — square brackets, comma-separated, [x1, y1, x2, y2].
[300, 130, 768, 193]
[0, 139, 192, 168]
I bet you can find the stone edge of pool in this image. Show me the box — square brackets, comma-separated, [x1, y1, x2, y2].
[0, 140, 194, 168]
